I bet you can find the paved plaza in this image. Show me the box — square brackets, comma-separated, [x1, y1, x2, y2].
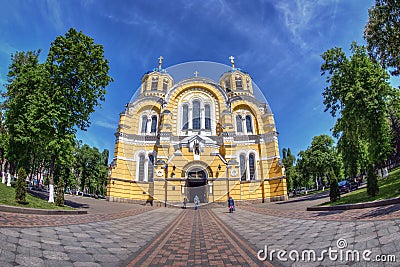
[0, 194, 400, 266]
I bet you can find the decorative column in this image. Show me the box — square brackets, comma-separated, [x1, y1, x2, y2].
[188, 107, 193, 131]
[200, 107, 205, 131]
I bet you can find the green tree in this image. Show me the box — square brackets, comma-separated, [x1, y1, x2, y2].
[43, 28, 113, 202]
[295, 151, 314, 190]
[387, 98, 400, 167]
[0, 109, 7, 176]
[3, 51, 51, 174]
[282, 148, 296, 192]
[364, 0, 400, 76]
[73, 143, 109, 196]
[321, 42, 399, 196]
[99, 149, 109, 195]
[3, 29, 112, 202]
[15, 167, 27, 204]
[296, 135, 342, 190]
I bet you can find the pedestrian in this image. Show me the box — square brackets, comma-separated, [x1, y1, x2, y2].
[194, 195, 199, 210]
[228, 196, 235, 213]
[183, 196, 188, 209]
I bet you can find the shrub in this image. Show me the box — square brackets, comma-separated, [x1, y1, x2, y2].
[329, 170, 341, 202]
[55, 178, 65, 206]
[367, 165, 379, 197]
[15, 167, 27, 204]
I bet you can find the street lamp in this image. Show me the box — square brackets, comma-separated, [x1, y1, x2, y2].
[226, 164, 230, 201]
[162, 163, 168, 207]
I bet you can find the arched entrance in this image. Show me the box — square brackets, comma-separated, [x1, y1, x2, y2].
[186, 168, 207, 203]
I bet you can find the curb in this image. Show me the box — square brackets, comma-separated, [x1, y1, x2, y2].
[307, 196, 400, 211]
[0, 204, 87, 215]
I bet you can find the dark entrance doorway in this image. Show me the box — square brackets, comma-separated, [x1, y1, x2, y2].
[186, 169, 207, 203]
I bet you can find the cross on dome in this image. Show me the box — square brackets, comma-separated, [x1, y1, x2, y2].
[194, 70, 199, 77]
[229, 56, 235, 69]
[158, 56, 164, 69]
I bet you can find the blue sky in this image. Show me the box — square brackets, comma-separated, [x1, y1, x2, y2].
[1, 0, 395, 161]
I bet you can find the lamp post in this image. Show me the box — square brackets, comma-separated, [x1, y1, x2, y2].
[158, 97, 168, 207]
[163, 164, 168, 207]
[226, 164, 230, 201]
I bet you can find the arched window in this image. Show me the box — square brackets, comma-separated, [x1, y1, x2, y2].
[205, 104, 211, 130]
[142, 81, 147, 93]
[236, 115, 243, 133]
[192, 100, 201, 130]
[182, 104, 188, 130]
[249, 153, 255, 180]
[138, 154, 145, 181]
[225, 77, 231, 90]
[151, 76, 158, 90]
[147, 155, 154, 182]
[180, 99, 214, 134]
[235, 75, 243, 89]
[246, 115, 253, 133]
[240, 154, 246, 181]
[150, 115, 157, 133]
[163, 78, 168, 90]
[141, 115, 148, 133]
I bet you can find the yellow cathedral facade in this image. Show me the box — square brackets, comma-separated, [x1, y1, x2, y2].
[107, 57, 287, 205]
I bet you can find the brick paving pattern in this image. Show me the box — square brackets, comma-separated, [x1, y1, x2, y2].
[126, 208, 271, 267]
[0, 206, 156, 228]
[215, 207, 400, 267]
[241, 203, 400, 221]
[0, 208, 181, 267]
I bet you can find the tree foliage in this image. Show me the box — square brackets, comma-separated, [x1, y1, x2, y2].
[282, 148, 296, 191]
[73, 142, 109, 195]
[46, 28, 113, 134]
[296, 135, 342, 190]
[364, 0, 400, 76]
[4, 51, 51, 173]
[321, 42, 399, 196]
[2, 28, 112, 200]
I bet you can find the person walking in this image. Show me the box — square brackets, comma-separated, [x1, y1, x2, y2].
[228, 196, 235, 213]
[194, 195, 200, 210]
[183, 196, 188, 209]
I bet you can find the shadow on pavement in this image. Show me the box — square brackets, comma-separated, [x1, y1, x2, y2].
[28, 189, 90, 209]
[358, 204, 400, 219]
[276, 191, 329, 204]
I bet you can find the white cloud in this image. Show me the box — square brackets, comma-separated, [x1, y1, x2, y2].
[273, 0, 338, 50]
[274, 0, 314, 49]
[93, 120, 116, 130]
[0, 42, 18, 56]
[39, 0, 65, 32]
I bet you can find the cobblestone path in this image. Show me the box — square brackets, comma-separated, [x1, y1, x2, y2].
[0, 206, 156, 227]
[1, 202, 399, 266]
[125, 208, 272, 267]
[241, 203, 400, 221]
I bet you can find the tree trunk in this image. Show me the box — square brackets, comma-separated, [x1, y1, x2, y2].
[0, 148, 4, 173]
[1, 159, 6, 184]
[48, 155, 56, 203]
[6, 161, 12, 187]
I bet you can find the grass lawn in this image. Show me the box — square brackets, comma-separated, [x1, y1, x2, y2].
[0, 182, 73, 210]
[323, 167, 400, 206]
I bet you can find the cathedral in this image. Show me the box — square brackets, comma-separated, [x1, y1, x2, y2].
[106, 57, 287, 205]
